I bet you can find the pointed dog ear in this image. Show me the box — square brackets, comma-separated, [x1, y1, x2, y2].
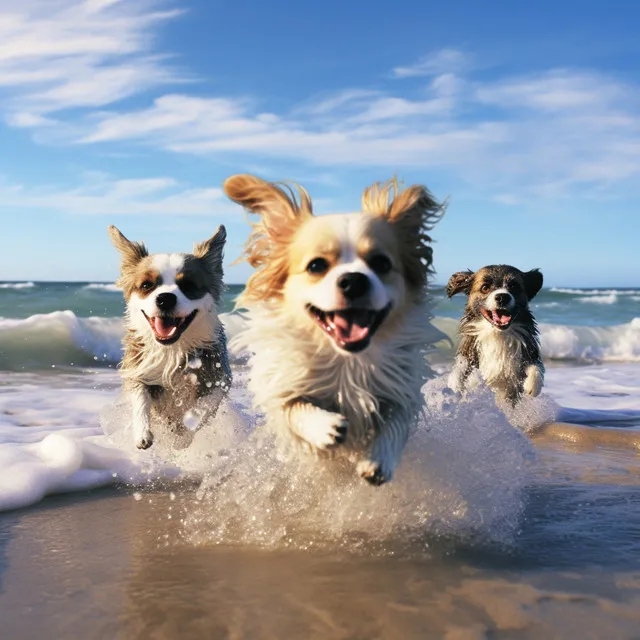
[194, 225, 226, 303]
[523, 268, 543, 300]
[108, 225, 148, 265]
[194, 225, 226, 274]
[446, 270, 474, 297]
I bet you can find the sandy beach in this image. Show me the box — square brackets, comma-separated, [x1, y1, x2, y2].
[2, 473, 640, 640]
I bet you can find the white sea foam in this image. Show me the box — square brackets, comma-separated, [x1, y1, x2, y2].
[551, 288, 638, 296]
[175, 377, 535, 550]
[578, 293, 618, 305]
[0, 311, 639, 371]
[83, 283, 122, 292]
[0, 367, 537, 551]
[0, 311, 124, 369]
[0, 282, 35, 289]
[540, 318, 640, 362]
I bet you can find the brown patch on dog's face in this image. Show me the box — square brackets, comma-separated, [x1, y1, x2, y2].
[127, 260, 162, 301]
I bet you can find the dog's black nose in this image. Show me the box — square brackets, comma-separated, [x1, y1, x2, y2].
[495, 293, 512, 307]
[156, 292, 177, 311]
[337, 272, 370, 300]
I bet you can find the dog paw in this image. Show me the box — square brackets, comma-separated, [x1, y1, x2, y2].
[135, 431, 154, 450]
[523, 365, 543, 397]
[304, 410, 348, 450]
[357, 460, 391, 486]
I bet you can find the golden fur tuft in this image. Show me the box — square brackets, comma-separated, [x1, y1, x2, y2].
[362, 178, 446, 292]
[223, 174, 312, 304]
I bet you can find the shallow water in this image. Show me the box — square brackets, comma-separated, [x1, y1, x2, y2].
[2, 480, 640, 639]
[1, 281, 640, 637]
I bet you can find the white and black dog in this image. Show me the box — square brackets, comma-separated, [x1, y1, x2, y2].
[446, 265, 544, 405]
[108, 225, 231, 449]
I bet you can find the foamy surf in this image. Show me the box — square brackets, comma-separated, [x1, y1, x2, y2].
[1, 310, 639, 371]
[0, 282, 35, 289]
[182, 377, 534, 552]
[83, 283, 122, 292]
[0, 368, 536, 552]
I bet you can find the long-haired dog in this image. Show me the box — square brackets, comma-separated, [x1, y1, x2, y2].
[446, 265, 544, 405]
[108, 225, 231, 449]
[224, 174, 445, 485]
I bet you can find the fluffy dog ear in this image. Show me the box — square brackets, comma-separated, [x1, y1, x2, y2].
[362, 178, 446, 291]
[224, 174, 314, 303]
[446, 270, 474, 297]
[194, 225, 226, 301]
[108, 225, 148, 270]
[223, 174, 312, 239]
[523, 268, 543, 300]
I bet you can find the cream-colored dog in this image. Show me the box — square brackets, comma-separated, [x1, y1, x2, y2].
[225, 174, 445, 485]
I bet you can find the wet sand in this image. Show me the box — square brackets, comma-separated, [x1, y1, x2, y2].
[2, 484, 640, 640]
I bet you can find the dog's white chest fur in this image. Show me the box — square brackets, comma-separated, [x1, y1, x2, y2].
[471, 319, 524, 387]
[232, 304, 435, 447]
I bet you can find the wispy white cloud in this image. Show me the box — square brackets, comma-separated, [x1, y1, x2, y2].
[3, 13, 640, 203]
[392, 48, 470, 78]
[0, 0, 184, 119]
[0, 173, 234, 217]
[68, 58, 640, 199]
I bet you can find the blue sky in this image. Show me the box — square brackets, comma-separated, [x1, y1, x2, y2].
[0, 0, 638, 286]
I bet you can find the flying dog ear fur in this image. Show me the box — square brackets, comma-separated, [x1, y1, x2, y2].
[446, 270, 475, 297]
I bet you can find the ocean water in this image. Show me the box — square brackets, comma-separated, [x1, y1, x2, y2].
[0, 281, 639, 508]
[1, 281, 640, 636]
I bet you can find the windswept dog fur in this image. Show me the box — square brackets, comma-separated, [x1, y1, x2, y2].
[108, 225, 231, 449]
[224, 174, 445, 485]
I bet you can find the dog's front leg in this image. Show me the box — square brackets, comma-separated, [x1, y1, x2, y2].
[284, 400, 348, 450]
[357, 406, 410, 486]
[130, 382, 154, 449]
[448, 354, 471, 393]
[523, 363, 544, 397]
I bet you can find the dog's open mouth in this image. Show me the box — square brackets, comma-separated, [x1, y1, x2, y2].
[307, 304, 391, 352]
[481, 307, 514, 330]
[143, 310, 198, 344]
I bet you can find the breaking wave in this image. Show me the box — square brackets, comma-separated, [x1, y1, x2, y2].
[0, 282, 35, 290]
[83, 283, 122, 293]
[1, 312, 639, 371]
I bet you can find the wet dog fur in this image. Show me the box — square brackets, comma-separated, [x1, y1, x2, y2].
[109, 225, 231, 449]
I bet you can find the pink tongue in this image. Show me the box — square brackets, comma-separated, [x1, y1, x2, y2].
[330, 314, 369, 343]
[493, 311, 511, 325]
[153, 317, 177, 339]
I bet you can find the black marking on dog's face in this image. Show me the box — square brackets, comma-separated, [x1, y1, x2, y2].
[455, 265, 543, 331]
[177, 257, 216, 300]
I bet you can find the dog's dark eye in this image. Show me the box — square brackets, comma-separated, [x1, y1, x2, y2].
[140, 280, 154, 291]
[306, 258, 329, 275]
[368, 254, 392, 275]
[510, 281, 522, 294]
[480, 283, 491, 294]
